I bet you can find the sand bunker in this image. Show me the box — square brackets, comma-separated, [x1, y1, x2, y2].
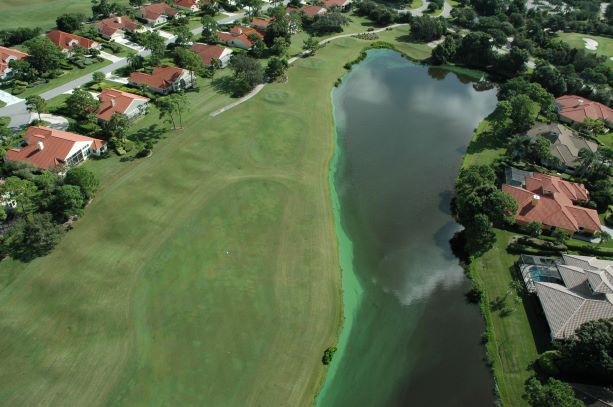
[583, 37, 599, 50]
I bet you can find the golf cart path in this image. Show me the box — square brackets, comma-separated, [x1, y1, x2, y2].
[210, 23, 409, 117]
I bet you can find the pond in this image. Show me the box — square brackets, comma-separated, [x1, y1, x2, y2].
[318, 49, 498, 406]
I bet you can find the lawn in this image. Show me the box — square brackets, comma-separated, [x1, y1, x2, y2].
[18, 59, 112, 98]
[0, 27, 424, 407]
[0, 0, 128, 30]
[557, 32, 613, 67]
[408, 0, 423, 8]
[0, 100, 5, 108]
[470, 229, 552, 407]
[461, 119, 506, 168]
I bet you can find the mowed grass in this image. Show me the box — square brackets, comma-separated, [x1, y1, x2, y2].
[0, 0, 127, 30]
[470, 230, 552, 407]
[557, 32, 613, 67]
[0, 32, 427, 406]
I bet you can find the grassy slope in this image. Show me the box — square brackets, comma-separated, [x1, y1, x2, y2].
[470, 230, 551, 407]
[0, 0, 127, 30]
[462, 123, 552, 406]
[0, 28, 426, 407]
[557, 32, 613, 67]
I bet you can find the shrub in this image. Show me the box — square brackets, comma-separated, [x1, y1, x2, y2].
[322, 346, 337, 365]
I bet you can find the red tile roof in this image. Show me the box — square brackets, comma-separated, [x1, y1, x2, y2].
[174, 0, 199, 8]
[299, 5, 327, 17]
[47, 30, 99, 50]
[0, 46, 28, 77]
[95, 16, 139, 37]
[251, 17, 271, 28]
[139, 3, 178, 21]
[96, 88, 150, 121]
[217, 32, 253, 48]
[503, 173, 601, 233]
[229, 25, 264, 39]
[129, 66, 187, 89]
[324, 0, 350, 7]
[556, 95, 613, 125]
[6, 126, 106, 170]
[191, 43, 228, 65]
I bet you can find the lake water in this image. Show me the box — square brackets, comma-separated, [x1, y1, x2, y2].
[317, 49, 498, 406]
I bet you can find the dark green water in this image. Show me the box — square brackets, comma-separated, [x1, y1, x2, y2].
[318, 49, 498, 406]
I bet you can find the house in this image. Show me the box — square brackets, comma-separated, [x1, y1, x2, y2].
[6, 126, 107, 170]
[47, 30, 101, 53]
[0, 46, 28, 79]
[323, 0, 352, 9]
[95, 16, 140, 40]
[191, 43, 233, 67]
[217, 26, 263, 49]
[95, 88, 150, 121]
[128, 66, 194, 94]
[555, 95, 613, 127]
[288, 5, 327, 17]
[503, 171, 602, 235]
[174, 0, 200, 12]
[251, 17, 271, 31]
[136, 3, 179, 26]
[527, 122, 598, 173]
[519, 253, 613, 340]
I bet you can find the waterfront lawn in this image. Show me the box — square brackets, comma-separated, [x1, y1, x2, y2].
[556, 32, 613, 67]
[471, 229, 552, 407]
[0, 34, 394, 407]
[462, 119, 506, 168]
[0, 0, 128, 30]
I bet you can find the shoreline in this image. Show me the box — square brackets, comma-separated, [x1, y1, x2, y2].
[314, 73, 365, 406]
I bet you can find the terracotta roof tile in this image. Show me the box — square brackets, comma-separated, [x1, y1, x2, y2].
[556, 95, 613, 124]
[47, 30, 99, 50]
[96, 88, 149, 121]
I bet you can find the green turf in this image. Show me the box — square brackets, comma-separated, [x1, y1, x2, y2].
[0, 27, 426, 407]
[461, 119, 506, 168]
[18, 59, 112, 98]
[470, 230, 552, 407]
[557, 32, 613, 67]
[408, 0, 423, 9]
[0, 100, 5, 108]
[0, 0, 127, 30]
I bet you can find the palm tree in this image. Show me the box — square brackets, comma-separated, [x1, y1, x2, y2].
[577, 148, 599, 177]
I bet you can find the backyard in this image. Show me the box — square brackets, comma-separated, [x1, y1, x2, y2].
[0, 27, 430, 407]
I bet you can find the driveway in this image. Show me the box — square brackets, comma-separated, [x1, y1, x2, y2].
[35, 113, 69, 130]
[100, 51, 123, 62]
[0, 90, 23, 106]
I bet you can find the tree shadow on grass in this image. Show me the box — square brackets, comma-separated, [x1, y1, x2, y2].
[211, 76, 243, 98]
[129, 124, 166, 145]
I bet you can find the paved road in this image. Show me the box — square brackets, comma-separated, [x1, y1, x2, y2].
[0, 10, 254, 128]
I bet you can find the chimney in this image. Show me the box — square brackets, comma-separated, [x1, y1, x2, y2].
[37, 141, 44, 151]
[110, 98, 115, 107]
[577, 99, 584, 106]
[116, 16, 122, 24]
[531, 194, 540, 206]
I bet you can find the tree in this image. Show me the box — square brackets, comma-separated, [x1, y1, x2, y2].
[532, 64, 567, 96]
[411, 16, 447, 42]
[456, 32, 494, 68]
[266, 57, 288, 81]
[156, 93, 190, 129]
[0, 176, 38, 215]
[129, 0, 146, 6]
[174, 47, 203, 85]
[270, 36, 290, 56]
[174, 25, 193, 47]
[229, 54, 264, 95]
[577, 148, 600, 177]
[248, 34, 267, 58]
[494, 46, 529, 77]
[127, 52, 145, 72]
[104, 113, 130, 141]
[24, 37, 66, 74]
[492, 94, 540, 137]
[465, 213, 496, 256]
[92, 0, 118, 18]
[552, 229, 571, 245]
[303, 36, 321, 54]
[92, 71, 106, 84]
[264, 12, 291, 47]
[201, 15, 219, 43]
[139, 31, 166, 65]
[242, 0, 263, 17]
[52, 184, 85, 221]
[25, 95, 48, 121]
[582, 118, 607, 135]
[470, 0, 506, 16]
[65, 88, 100, 120]
[2, 213, 64, 262]
[507, 135, 555, 165]
[312, 12, 349, 34]
[525, 221, 542, 237]
[56, 13, 85, 33]
[431, 36, 458, 65]
[557, 319, 613, 383]
[498, 78, 555, 117]
[65, 167, 99, 201]
[597, 230, 611, 245]
[524, 378, 582, 407]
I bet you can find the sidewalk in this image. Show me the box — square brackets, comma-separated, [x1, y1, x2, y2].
[0, 89, 24, 106]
